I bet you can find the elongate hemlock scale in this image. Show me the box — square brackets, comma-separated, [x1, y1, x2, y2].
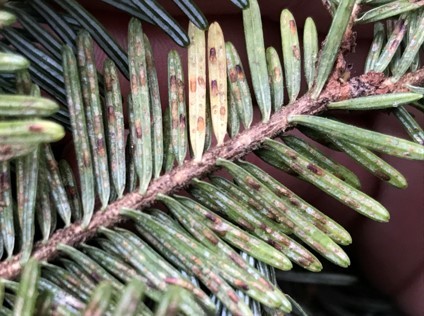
[77, 31, 110, 209]
[238, 160, 353, 246]
[16, 148, 39, 263]
[227, 86, 240, 138]
[103, 59, 126, 197]
[162, 107, 175, 173]
[41, 144, 72, 227]
[262, 138, 391, 222]
[311, 0, 356, 98]
[365, 22, 385, 73]
[266, 46, 284, 112]
[208, 22, 227, 145]
[289, 115, 424, 160]
[190, 179, 323, 272]
[58, 160, 82, 222]
[144, 34, 163, 178]
[225, 41, 253, 129]
[280, 9, 301, 103]
[188, 22, 206, 161]
[242, 0, 271, 121]
[126, 95, 139, 193]
[168, 50, 188, 165]
[203, 97, 213, 153]
[0, 76, 23, 258]
[216, 159, 351, 268]
[303, 17, 318, 90]
[110, 227, 214, 314]
[392, 10, 424, 80]
[128, 18, 152, 193]
[13, 258, 40, 316]
[122, 209, 254, 316]
[62, 45, 95, 228]
[209, 175, 292, 231]
[174, 196, 292, 270]
[157, 194, 291, 310]
[329, 138, 408, 189]
[356, 1, 424, 24]
[394, 106, 424, 145]
[374, 17, 407, 73]
[36, 164, 52, 242]
[281, 135, 361, 189]
[175, 195, 293, 270]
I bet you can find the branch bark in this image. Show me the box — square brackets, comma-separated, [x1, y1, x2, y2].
[0, 68, 422, 280]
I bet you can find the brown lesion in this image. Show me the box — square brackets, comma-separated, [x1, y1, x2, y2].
[266, 239, 282, 250]
[135, 121, 143, 138]
[289, 20, 297, 34]
[47, 157, 59, 172]
[82, 149, 92, 168]
[197, 76, 206, 88]
[0, 171, 10, 191]
[227, 289, 241, 302]
[229, 67, 238, 82]
[211, 223, 228, 238]
[104, 74, 113, 91]
[238, 219, 255, 232]
[210, 80, 218, 96]
[197, 117, 205, 132]
[245, 176, 261, 190]
[288, 198, 300, 207]
[29, 124, 44, 133]
[345, 198, 360, 209]
[96, 138, 106, 156]
[177, 79, 185, 102]
[259, 223, 268, 231]
[374, 170, 391, 182]
[287, 150, 298, 160]
[179, 114, 186, 129]
[203, 229, 219, 244]
[189, 78, 197, 92]
[307, 163, 323, 176]
[64, 184, 77, 197]
[107, 106, 116, 123]
[209, 47, 217, 62]
[235, 65, 245, 80]
[273, 66, 282, 81]
[229, 252, 246, 268]
[169, 75, 177, 92]
[204, 212, 217, 222]
[292, 45, 301, 60]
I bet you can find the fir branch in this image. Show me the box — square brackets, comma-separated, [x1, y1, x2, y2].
[0, 68, 423, 280]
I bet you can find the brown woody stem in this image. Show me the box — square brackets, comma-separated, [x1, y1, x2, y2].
[0, 67, 422, 280]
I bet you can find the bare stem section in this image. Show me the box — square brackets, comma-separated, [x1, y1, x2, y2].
[0, 68, 423, 280]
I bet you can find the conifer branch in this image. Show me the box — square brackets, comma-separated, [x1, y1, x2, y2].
[0, 68, 422, 280]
